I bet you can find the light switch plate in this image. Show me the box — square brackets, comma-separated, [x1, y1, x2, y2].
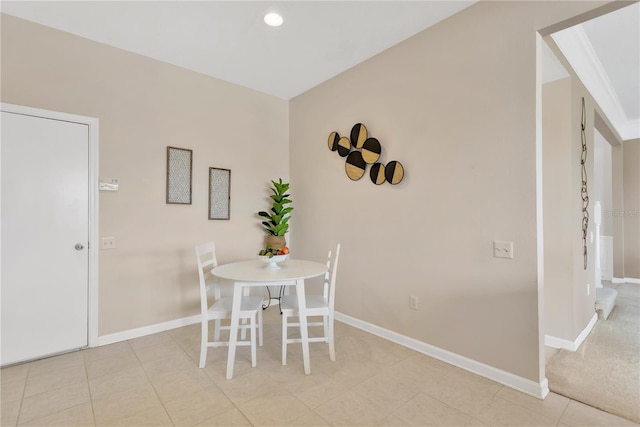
[494, 241, 513, 259]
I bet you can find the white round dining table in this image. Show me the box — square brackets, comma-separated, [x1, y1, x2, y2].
[212, 259, 327, 379]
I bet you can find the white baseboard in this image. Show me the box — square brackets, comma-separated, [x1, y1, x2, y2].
[545, 313, 598, 351]
[97, 314, 201, 346]
[335, 312, 549, 399]
[612, 277, 640, 284]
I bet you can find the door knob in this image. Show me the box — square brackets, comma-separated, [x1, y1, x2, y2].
[75, 243, 84, 250]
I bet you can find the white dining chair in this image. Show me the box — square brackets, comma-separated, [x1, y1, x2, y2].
[281, 242, 341, 365]
[196, 241, 263, 369]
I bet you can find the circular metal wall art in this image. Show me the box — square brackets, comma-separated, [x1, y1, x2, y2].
[370, 162, 386, 185]
[328, 131, 340, 151]
[337, 137, 351, 157]
[350, 123, 368, 149]
[345, 151, 366, 180]
[362, 137, 381, 164]
[384, 161, 404, 185]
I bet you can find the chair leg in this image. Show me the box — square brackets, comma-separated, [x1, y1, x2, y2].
[258, 307, 264, 347]
[214, 319, 221, 342]
[199, 319, 208, 368]
[240, 318, 248, 341]
[250, 313, 257, 368]
[328, 315, 336, 362]
[282, 313, 288, 365]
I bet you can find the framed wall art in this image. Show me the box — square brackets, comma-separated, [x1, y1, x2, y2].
[208, 167, 231, 220]
[166, 146, 192, 204]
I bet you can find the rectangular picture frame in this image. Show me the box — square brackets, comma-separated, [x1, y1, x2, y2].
[209, 167, 231, 220]
[166, 146, 193, 204]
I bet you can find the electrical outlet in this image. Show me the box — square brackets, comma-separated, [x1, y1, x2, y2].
[101, 237, 116, 249]
[493, 241, 514, 259]
[410, 295, 418, 311]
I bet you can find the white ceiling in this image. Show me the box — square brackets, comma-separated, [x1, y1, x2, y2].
[2, 1, 638, 139]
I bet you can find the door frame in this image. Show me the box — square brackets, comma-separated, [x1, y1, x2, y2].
[1, 102, 99, 347]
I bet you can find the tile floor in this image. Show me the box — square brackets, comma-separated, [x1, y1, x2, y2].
[2, 308, 638, 427]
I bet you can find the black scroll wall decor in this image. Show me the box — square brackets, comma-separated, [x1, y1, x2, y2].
[327, 123, 405, 185]
[580, 97, 589, 270]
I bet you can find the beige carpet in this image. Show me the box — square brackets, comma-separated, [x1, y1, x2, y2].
[546, 282, 640, 423]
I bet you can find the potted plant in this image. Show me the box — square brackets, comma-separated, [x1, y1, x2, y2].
[258, 178, 293, 250]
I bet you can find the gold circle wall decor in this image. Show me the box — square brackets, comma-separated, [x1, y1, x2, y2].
[328, 131, 340, 151]
[345, 151, 366, 180]
[337, 136, 351, 157]
[384, 161, 404, 185]
[362, 137, 381, 164]
[327, 123, 405, 186]
[350, 123, 368, 149]
[370, 163, 386, 185]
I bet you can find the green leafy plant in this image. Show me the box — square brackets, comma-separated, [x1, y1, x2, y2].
[258, 178, 293, 236]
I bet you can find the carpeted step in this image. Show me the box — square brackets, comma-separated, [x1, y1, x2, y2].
[595, 286, 617, 320]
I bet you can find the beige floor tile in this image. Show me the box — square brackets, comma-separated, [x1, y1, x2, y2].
[91, 381, 160, 421]
[419, 367, 502, 415]
[18, 402, 94, 427]
[18, 381, 90, 424]
[88, 365, 150, 401]
[1, 363, 30, 383]
[393, 393, 473, 426]
[85, 350, 141, 379]
[95, 402, 172, 427]
[162, 386, 234, 426]
[23, 364, 87, 397]
[285, 410, 331, 426]
[133, 340, 189, 364]
[314, 389, 391, 426]
[238, 389, 312, 426]
[27, 352, 84, 377]
[215, 369, 281, 406]
[128, 331, 175, 351]
[379, 414, 412, 426]
[194, 407, 252, 426]
[281, 371, 349, 409]
[469, 395, 558, 427]
[1, 364, 29, 403]
[316, 355, 386, 389]
[83, 341, 133, 363]
[495, 387, 570, 422]
[560, 400, 639, 426]
[1, 397, 21, 427]
[149, 367, 214, 403]
[141, 351, 201, 377]
[352, 370, 422, 412]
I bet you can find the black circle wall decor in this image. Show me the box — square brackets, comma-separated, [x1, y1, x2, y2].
[362, 137, 381, 164]
[337, 137, 351, 157]
[345, 151, 366, 181]
[385, 161, 404, 185]
[328, 131, 340, 151]
[327, 122, 406, 186]
[370, 163, 386, 185]
[350, 123, 368, 149]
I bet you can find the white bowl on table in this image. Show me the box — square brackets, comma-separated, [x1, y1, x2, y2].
[258, 254, 289, 270]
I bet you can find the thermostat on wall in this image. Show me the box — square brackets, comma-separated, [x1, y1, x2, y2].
[99, 178, 119, 191]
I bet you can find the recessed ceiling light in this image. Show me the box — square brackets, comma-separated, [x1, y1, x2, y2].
[264, 12, 283, 27]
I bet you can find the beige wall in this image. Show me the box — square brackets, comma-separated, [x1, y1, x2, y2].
[623, 139, 640, 279]
[543, 78, 574, 339]
[289, 1, 608, 382]
[1, 14, 289, 335]
[2, 0, 616, 386]
[612, 144, 626, 277]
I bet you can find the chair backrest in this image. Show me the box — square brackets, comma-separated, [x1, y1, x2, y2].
[195, 241, 220, 314]
[324, 242, 341, 311]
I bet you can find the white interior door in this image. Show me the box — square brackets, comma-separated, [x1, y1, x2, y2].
[1, 110, 89, 366]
